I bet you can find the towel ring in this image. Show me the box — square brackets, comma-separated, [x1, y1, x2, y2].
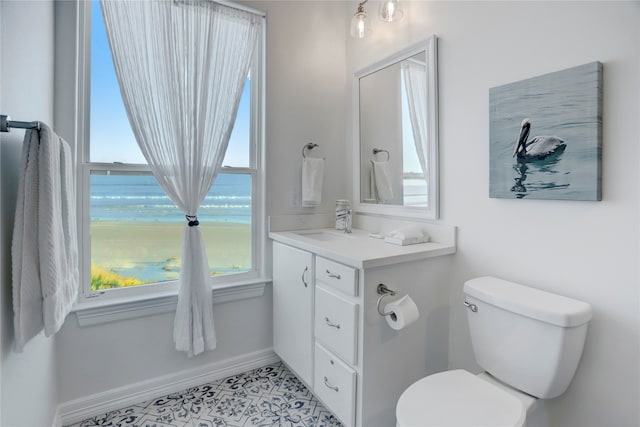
[373, 148, 390, 161]
[302, 143, 319, 158]
[376, 283, 397, 317]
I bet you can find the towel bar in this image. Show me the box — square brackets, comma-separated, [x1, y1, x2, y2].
[302, 142, 319, 158]
[1, 114, 40, 132]
[373, 148, 390, 161]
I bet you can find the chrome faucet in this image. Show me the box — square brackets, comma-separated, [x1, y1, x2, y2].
[336, 207, 352, 233]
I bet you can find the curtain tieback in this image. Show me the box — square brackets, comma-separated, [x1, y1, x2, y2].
[186, 215, 200, 227]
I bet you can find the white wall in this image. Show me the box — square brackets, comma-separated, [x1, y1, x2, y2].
[346, 2, 639, 426]
[55, 293, 274, 402]
[0, 1, 60, 426]
[244, 1, 349, 213]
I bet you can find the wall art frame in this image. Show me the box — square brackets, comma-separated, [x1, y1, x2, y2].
[489, 62, 603, 201]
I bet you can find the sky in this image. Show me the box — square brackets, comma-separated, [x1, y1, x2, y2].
[90, 1, 251, 166]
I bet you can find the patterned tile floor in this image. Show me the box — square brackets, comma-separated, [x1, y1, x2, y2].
[66, 362, 343, 427]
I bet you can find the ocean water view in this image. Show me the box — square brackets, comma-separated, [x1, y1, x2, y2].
[403, 177, 428, 207]
[91, 173, 252, 223]
[90, 173, 252, 289]
[86, 0, 256, 291]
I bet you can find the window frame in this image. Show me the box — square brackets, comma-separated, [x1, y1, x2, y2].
[75, 0, 267, 306]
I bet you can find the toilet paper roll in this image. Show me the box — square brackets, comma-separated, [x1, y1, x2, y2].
[384, 295, 420, 330]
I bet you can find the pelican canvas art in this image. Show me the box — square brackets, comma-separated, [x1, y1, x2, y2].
[489, 62, 602, 200]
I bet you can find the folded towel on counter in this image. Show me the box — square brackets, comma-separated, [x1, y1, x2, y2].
[371, 160, 393, 203]
[302, 157, 324, 207]
[384, 225, 430, 246]
[12, 124, 79, 352]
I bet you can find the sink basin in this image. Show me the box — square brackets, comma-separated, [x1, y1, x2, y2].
[294, 230, 352, 242]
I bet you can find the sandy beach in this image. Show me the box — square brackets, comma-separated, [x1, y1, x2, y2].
[91, 221, 252, 287]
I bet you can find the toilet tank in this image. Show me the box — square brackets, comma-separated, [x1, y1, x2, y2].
[464, 276, 592, 399]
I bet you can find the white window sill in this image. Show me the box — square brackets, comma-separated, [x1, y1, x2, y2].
[73, 278, 271, 327]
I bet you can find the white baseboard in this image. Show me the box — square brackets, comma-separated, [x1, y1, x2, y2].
[56, 348, 279, 426]
[51, 406, 62, 427]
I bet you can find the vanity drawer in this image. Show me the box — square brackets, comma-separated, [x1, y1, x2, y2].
[315, 285, 358, 365]
[315, 256, 358, 296]
[314, 342, 356, 427]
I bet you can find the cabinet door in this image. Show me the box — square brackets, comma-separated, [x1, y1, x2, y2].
[272, 242, 314, 386]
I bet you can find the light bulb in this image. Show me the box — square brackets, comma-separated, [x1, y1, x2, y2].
[379, 0, 403, 22]
[350, 9, 372, 38]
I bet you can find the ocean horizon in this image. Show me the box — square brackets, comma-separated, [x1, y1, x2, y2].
[90, 173, 252, 224]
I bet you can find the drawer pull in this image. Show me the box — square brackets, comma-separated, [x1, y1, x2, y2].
[326, 269, 341, 279]
[324, 317, 341, 329]
[301, 266, 308, 288]
[323, 376, 339, 392]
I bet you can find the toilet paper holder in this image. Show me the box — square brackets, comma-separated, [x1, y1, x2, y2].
[376, 283, 397, 317]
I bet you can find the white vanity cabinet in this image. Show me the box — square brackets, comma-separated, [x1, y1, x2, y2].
[270, 225, 456, 427]
[272, 241, 314, 386]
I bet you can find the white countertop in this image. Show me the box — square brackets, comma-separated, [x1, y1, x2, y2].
[269, 227, 456, 269]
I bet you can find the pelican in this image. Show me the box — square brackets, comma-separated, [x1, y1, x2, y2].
[513, 118, 566, 161]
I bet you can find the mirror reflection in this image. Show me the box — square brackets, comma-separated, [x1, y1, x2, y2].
[360, 51, 428, 206]
[355, 36, 438, 219]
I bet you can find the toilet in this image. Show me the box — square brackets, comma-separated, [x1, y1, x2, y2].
[396, 276, 592, 427]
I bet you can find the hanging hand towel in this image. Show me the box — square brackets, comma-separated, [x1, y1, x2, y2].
[369, 165, 377, 201]
[302, 157, 324, 207]
[371, 160, 394, 203]
[12, 130, 43, 352]
[39, 124, 79, 337]
[12, 124, 79, 352]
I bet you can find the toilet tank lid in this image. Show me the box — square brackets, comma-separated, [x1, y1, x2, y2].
[464, 277, 592, 327]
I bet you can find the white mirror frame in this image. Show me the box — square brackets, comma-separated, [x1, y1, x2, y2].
[353, 35, 439, 220]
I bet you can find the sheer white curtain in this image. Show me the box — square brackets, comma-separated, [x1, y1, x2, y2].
[101, 0, 261, 356]
[402, 58, 428, 178]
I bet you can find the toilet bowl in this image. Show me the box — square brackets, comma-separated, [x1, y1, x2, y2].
[396, 370, 536, 427]
[396, 276, 592, 427]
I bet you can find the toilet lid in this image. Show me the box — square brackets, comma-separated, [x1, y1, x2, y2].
[396, 369, 526, 427]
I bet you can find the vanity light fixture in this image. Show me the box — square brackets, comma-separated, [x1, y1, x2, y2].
[379, 0, 403, 22]
[350, 0, 372, 39]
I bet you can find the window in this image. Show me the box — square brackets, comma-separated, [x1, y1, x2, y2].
[401, 73, 428, 207]
[78, 1, 265, 302]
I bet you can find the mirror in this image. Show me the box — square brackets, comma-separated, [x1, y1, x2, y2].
[354, 36, 439, 219]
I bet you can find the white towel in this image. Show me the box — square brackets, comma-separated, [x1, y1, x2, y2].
[12, 130, 43, 352]
[371, 160, 394, 203]
[384, 225, 431, 245]
[12, 124, 79, 352]
[302, 157, 324, 207]
[369, 166, 377, 201]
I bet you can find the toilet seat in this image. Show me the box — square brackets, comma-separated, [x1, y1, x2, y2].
[396, 369, 526, 427]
